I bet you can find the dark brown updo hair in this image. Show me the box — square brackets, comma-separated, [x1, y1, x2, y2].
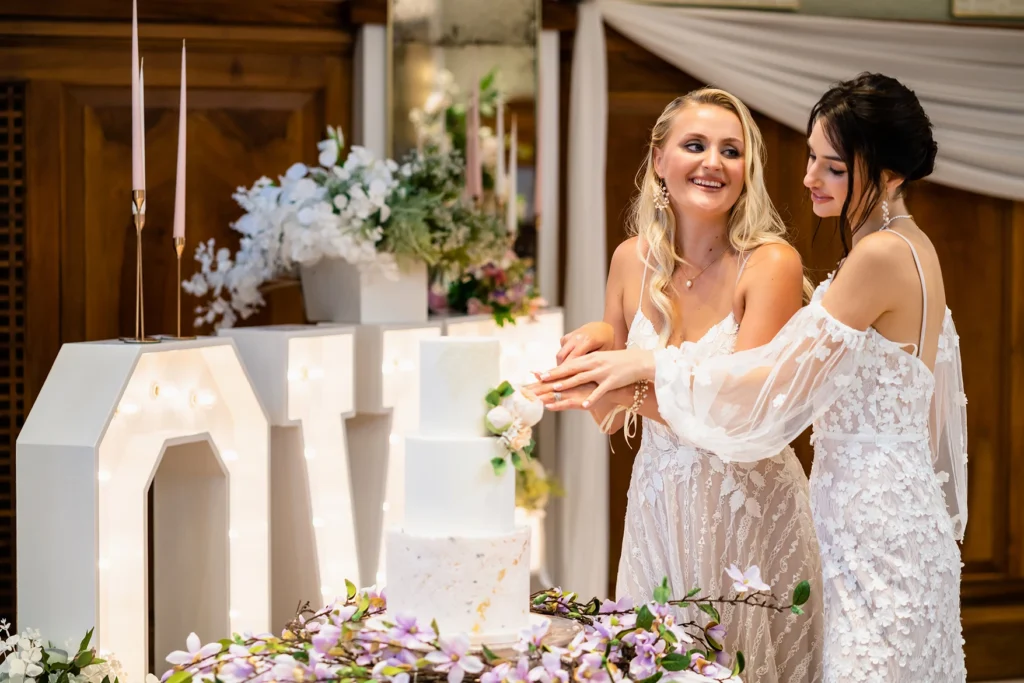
[809, 72, 938, 252]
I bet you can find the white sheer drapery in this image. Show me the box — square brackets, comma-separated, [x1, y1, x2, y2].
[583, 0, 1024, 202]
[559, 0, 611, 600]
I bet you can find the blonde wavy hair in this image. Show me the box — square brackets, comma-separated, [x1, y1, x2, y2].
[628, 88, 813, 347]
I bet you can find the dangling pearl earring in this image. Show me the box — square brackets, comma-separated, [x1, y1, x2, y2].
[654, 178, 670, 212]
[881, 198, 890, 226]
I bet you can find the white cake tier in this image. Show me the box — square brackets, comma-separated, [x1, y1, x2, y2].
[418, 338, 500, 438]
[385, 526, 531, 641]
[404, 435, 513, 536]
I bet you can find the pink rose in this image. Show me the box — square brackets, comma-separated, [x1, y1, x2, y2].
[507, 426, 533, 453]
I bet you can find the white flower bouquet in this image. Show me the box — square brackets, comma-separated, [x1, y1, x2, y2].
[484, 381, 545, 475]
[0, 622, 146, 683]
[183, 127, 510, 329]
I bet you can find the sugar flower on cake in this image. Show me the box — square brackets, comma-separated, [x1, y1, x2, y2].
[485, 381, 545, 475]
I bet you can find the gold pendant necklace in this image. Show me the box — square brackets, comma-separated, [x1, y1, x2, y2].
[682, 248, 728, 288]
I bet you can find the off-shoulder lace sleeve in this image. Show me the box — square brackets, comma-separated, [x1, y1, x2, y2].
[931, 310, 968, 540]
[654, 302, 868, 462]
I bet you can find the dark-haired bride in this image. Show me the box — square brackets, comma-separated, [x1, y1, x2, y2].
[532, 73, 968, 682]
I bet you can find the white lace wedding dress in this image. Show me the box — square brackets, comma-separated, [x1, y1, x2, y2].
[654, 230, 968, 682]
[617, 264, 824, 683]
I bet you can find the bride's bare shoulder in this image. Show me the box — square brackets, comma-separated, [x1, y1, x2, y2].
[609, 236, 648, 281]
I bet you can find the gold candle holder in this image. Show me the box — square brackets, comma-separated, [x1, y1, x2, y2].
[161, 236, 196, 340]
[120, 190, 160, 344]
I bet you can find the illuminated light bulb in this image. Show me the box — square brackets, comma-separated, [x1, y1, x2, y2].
[222, 450, 239, 462]
[190, 390, 216, 408]
[304, 448, 316, 460]
[97, 470, 112, 483]
[312, 517, 325, 528]
[151, 382, 161, 398]
[118, 402, 140, 416]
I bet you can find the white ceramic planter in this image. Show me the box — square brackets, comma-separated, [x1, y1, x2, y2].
[300, 257, 429, 324]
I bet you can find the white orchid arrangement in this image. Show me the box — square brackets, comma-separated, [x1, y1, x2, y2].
[182, 126, 511, 329]
[484, 381, 544, 475]
[0, 622, 150, 683]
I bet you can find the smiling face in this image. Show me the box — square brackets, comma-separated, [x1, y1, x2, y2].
[653, 104, 746, 218]
[804, 118, 855, 219]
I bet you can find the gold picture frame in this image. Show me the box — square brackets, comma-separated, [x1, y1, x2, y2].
[952, 0, 1024, 17]
[637, 0, 799, 8]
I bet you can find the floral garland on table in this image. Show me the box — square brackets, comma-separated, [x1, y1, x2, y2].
[181, 127, 510, 330]
[155, 571, 812, 683]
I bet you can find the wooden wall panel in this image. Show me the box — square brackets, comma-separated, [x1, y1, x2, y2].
[1, 6, 356, 626]
[0, 83, 27, 619]
[595, 27, 1024, 680]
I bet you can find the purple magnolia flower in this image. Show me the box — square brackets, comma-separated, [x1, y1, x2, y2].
[166, 633, 222, 667]
[666, 624, 695, 646]
[516, 619, 551, 653]
[599, 597, 633, 614]
[500, 657, 532, 683]
[689, 653, 733, 680]
[529, 651, 568, 683]
[388, 613, 436, 649]
[312, 623, 342, 654]
[372, 658, 412, 683]
[424, 634, 485, 683]
[330, 604, 359, 626]
[568, 630, 602, 656]
[706, 623, 727, 644]
[271, 654, 308, 682]
[218, 644, 257, 681]
[481, 661, 512, 683]
[644, 601, 672, 621]
[573, 653, 611, 683]
[361, 586, 388, 610]
[628, 631, 665, 680]
[726, 564, 771, 593]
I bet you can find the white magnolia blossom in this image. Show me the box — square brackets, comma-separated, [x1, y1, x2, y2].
[183, 141, 401, 330]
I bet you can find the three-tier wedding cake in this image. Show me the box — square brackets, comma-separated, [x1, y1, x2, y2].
[385, 337, 532, 641]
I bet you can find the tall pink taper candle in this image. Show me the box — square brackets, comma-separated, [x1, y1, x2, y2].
[471, 87, 483, 197]
[495, 96, 506, 198]
[173, 42, 187, 239]
[139, 58, 146, 190]
[506, 115, 518, 237]
[131, 0, 143, 190]
[463, 88, 480, 201]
